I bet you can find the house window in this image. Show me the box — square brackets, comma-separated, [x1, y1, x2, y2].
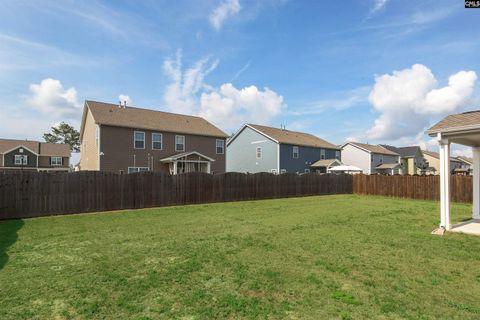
[128, 167, 149, 174]
[320, 149, 326, 160]
[152, 133, 162, 150]
[371, 155, 374, 162]
[256, 147, 262, 159]
[216, 139, 225, 154]
[379, 155, 383, 163]
[134, 131, 145, 149]
[14, 155, 28, 165]
[305, 169, 310, 173]
[293, 146, 299, 159]
[175, 135, 185, 151]
[51, 157, 62, 166]
[335, 151, 340, 159]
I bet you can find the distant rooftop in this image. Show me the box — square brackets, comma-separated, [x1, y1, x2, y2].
[345, 142, 399, 156]
[0, 138, 71, 157]
[82, 100, 228, 139]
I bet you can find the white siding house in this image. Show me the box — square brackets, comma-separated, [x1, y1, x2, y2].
[341, 142, 401, 175]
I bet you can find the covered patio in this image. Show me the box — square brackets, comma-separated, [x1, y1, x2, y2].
[310, 159, 342, 173]
[427, 111, 480, 235]
[160, 151, 215, 175]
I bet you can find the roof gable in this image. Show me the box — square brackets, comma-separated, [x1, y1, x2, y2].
[0, 139, 70, 157]
[84, 100, 228, 138]
[246, 124, 339, 149]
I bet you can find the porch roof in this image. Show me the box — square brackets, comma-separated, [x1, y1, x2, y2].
[376, 163, 401, 169]
[160, 151, 215, 163]
[427, 110, 480, 147]
[310, 159, 341, 168]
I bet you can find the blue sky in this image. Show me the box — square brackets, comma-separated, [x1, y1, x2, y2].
[0, 0, 479, 158]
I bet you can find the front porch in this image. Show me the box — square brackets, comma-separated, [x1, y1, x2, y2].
[160, 151, 215, 175]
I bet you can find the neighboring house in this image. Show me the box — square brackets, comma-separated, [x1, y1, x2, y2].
[0, 138, 70, 172]
[341, 142, 401, 175]
[454, 156, 472, 175]
[79, 100, 228, 174]
[226, 124, 341, 174]
[422, 150, 464, 175]
[381, 145, 426, 175]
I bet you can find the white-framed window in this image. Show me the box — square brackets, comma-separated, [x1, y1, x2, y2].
[305, 168, 311, 173]
[128, 167, 149, 174]
[134, 131, 145, 149]
[293, 146, 299, 159]
[379, 155, 383, 163]
[320, 149, 326, 160]
[216, 139, 225, 154]
[51, 157, 62, 166]
[175, 135, 185, 151]
[280, 169, 287, 174]
[152, 133, 162, 150]
[335, 151, 340, 159]
[14, 155, 28, 165]
[256, 147, 262, 159]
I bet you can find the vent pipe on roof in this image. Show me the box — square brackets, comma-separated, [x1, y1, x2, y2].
[123, 100, 127, 108]
[118, 101, 122, 108]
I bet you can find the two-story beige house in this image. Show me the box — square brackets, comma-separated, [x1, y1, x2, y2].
[79, 100, 228, 174]
[381, 145, 426, 175]
[422, 150, 464, 175]
[0, 138, 70, 172]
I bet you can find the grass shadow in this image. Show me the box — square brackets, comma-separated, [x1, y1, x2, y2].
[0, 219, 24, 270]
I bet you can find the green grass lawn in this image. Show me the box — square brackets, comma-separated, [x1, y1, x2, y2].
[0, 195, 478, 319]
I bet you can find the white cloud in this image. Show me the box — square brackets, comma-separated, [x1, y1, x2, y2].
[199, 83, 284, 129]
[209, 0, 241, 31]
[118, 94, 132, 105]
[366, 64, 477, 141]
[452, 146, 473, 158]
[163, 50, 218, 115]
[290, 86, 370, 116]
[162, 50, 285, 130]
[27, 78, 81, 118]
[364, 0, 389, 21]
[370, 0, 388, 14]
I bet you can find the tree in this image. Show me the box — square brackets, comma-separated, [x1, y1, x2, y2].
[43, 122, 80, 152]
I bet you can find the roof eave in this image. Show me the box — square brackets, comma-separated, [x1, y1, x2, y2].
[427, 124, 480, 136]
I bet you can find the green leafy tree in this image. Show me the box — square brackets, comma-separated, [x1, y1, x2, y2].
[43, 122, 80, 152]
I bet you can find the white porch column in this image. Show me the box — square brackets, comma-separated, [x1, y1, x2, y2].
[207, 162, 211, 174]
[173, 161, 177, 175]
[438, 134, 451, 230]
[472, 147, 480, 219]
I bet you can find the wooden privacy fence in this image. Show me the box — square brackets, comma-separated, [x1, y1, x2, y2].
[352, 174, 472, 203]
[0, 171, 353, 220]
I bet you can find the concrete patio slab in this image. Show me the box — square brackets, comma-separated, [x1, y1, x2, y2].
[450, 220, 480, 236]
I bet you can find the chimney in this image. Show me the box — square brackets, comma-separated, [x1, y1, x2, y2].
[123, 100, 127, 108]
[118, 100, 122, 108]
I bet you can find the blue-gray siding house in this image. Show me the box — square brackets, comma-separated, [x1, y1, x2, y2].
[227, 124, 341, 173]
